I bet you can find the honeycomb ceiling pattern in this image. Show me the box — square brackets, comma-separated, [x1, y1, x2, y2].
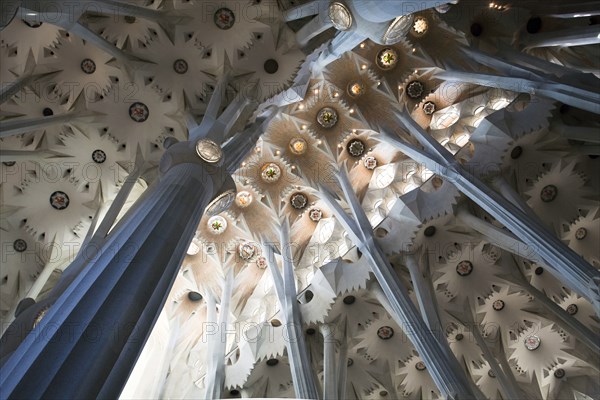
[1, 1, 599, 399]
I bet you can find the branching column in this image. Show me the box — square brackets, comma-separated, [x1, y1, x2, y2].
[265, 226, 320, 399]
[381, 113, 600, 315]
[0, 139, 231, 399]
[319, 169, 478, 400]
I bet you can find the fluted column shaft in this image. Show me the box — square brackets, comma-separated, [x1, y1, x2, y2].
[319, 173, 478, 399]
[265, 222, 320, 399]
[0, 141, 228, 399]
[320, 323, 338, 400]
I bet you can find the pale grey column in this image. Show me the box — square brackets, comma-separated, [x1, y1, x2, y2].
[204, 270, 234, 399]
[555, 124, 600, 143]
[296, 10, 333, 46]
[319, 170, 478, 399]
[522, 25, 600, 49]
[320, 323, 338, 400]
[404, 254, 443, 331]
[191, 73, 228, 140]
[463, 311, 528, 400]
[264, 222, 320, 399]
[490, 177, 532, 216]
[0, 155, 223, 398]
[215, 83, 259, 139]
[463, 44, 598, 88]
[456, 207, 546, 266]
[381, 113, 600, 314]
[0, 106, 100, 138]
[437, 70, 600, 114]
[222, 107, 279, 173]
[336, 319, 348, 400]
[0, 235, 68, 336]
[314, 31, 365, 70]
[58, 146, 145, 295]
[525, 281, 600, 355]
[0, 149, 63, 162]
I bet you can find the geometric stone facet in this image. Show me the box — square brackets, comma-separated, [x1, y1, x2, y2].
[187, 240, 200, 256]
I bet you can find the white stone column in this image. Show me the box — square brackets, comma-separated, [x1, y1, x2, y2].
[319, 323, 338, 400]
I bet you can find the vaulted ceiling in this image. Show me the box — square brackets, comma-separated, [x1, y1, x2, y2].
[1, 1, 599, 399]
